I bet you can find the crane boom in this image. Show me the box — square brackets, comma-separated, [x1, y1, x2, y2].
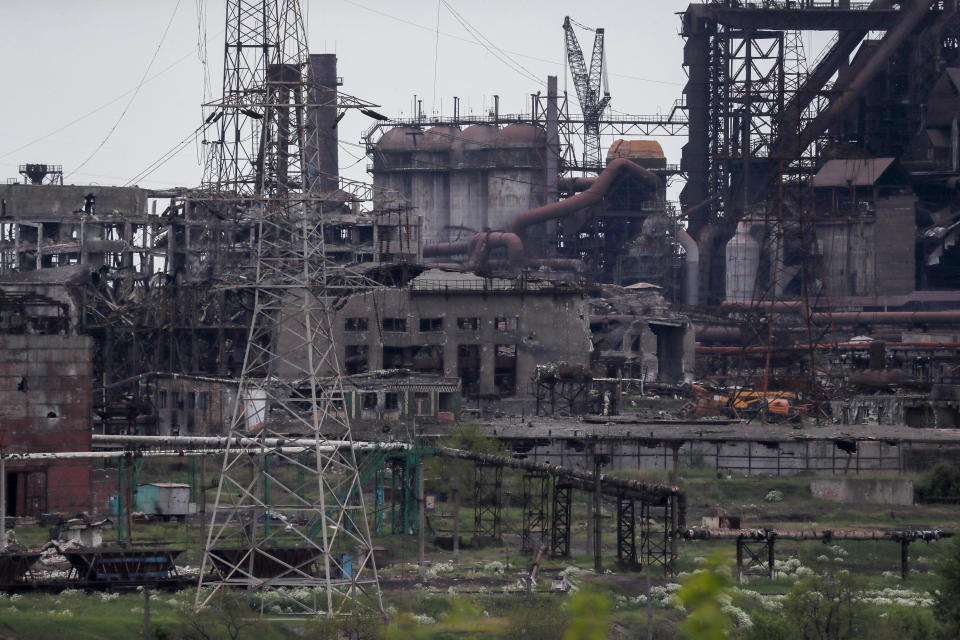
[563, 16, 611, 172]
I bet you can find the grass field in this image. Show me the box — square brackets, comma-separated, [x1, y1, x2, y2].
[0, 458, 954, 638]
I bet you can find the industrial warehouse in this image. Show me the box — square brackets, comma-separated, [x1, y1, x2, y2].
[3, 1, 960, 638]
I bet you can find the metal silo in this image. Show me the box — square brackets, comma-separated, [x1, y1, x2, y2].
[487, 123, 547, 232]
[450, 124, 498, 239]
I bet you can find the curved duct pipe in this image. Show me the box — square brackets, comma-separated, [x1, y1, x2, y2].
[423, 241, 470, 258]
[465, 232, 525, 270]
[676, 227, 699, 306]
[511, 158, 660, 238]
[558, 176, 595, 193]
[423, 232, 525, 270]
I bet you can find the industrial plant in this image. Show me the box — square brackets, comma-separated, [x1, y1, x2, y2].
[2, 1, 960, 637]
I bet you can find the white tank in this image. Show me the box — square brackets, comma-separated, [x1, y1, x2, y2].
[725, 221, 761, 302]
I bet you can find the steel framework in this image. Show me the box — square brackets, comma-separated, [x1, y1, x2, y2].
[520, 472, 551, 552]
[473, 464, 503, 541]
[549, 482, 573, 557]
[196, 0, 382, 617]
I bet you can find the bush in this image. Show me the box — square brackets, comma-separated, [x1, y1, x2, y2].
[743, 572, 872, 640]
[915, 461, 960, 501]
[934, 535, 960, 638]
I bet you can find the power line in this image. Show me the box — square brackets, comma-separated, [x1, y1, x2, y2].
[342, 0, 682, 87]
[67, 0, 185, 181]
[0, 38, 207, 165]
[124, 121, 210, 187]
[439, 0, 545, 87]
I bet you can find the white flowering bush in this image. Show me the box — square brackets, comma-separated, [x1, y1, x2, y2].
[559, 565, 589, 580]
[722, 603, 753, 629]
[99, 592, 120, 603]
[411, 614, 436, 625]
[424, 561, 455, 580]
[482, 560, 507, 574]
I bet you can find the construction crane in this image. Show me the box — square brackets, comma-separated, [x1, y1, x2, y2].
[563, 16, 611, 173]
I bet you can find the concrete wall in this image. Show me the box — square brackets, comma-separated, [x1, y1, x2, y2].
[499, 436, 941, 477]
[326, 284, 591, 398]
[809, 477, 914, 505]
[0, 334, 93, 515]
[873, 194, 916, 295]
[0, 184, 146, 218]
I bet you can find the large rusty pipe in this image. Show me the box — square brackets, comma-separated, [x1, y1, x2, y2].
[811, 311, 960, 326]
[423, 240, 471, 258]
[466, 231, 525, 270]
[511, 158, 659, 237]
[798, 0, 939, 151]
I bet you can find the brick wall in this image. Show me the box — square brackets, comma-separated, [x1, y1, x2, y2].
[0, 334, 93, 515]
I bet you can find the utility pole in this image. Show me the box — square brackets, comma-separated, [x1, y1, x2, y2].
[418, 454, 426, 582]
[142, 588, 151, 640]
[593, 448, 602, 574]
[196, 0, 387, 617]
[0, 451, 6, 550]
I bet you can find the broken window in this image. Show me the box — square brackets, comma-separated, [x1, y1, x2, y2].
[457, 345, 482, 395]
[345, 345, 369, 375]
[357, 226, 374, 243]
[158, 390, 167, 409]
[412, 345, 444, 375]
[414, 392, 430, 416]
[438, 392, 456, 413]
[362, 392, 378, 409]
[495, 316, 518, 332]
[382, 317, 407, 332]
[494, 344, 517, 396]
[419, 317, 443, 332]
[384, 392, 400, 411]
[457, 317, 480, 330]
[345, 317, 369, 332]
[198, 392, 209, 410]
[383, 346, 407, 369]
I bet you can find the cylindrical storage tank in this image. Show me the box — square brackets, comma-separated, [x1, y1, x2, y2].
[487, 123, 547, 232]
[411, 126, 459, 244]
[725, 220, 761, 303]
[372, 126, 420, 211]
[450, 124, 498, 239]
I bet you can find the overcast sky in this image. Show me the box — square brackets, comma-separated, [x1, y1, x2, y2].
[0, 1, 723, 192]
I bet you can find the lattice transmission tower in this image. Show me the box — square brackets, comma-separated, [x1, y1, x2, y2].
[195, 0, 383, 616]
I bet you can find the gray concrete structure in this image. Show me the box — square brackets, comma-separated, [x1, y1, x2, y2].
[323, 269, 591, 399]
[810, 478, 915, 506]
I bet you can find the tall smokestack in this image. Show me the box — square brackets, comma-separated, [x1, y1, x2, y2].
[307, 54, 340, 194]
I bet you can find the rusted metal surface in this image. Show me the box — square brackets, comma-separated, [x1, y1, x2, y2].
[0, 552, 41, 585]
[64, 548, 183, 583]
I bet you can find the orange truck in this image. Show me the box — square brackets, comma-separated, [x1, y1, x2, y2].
[692, 385, 802, 421]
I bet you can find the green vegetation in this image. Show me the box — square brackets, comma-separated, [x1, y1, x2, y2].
[916, 461, 960, 502]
